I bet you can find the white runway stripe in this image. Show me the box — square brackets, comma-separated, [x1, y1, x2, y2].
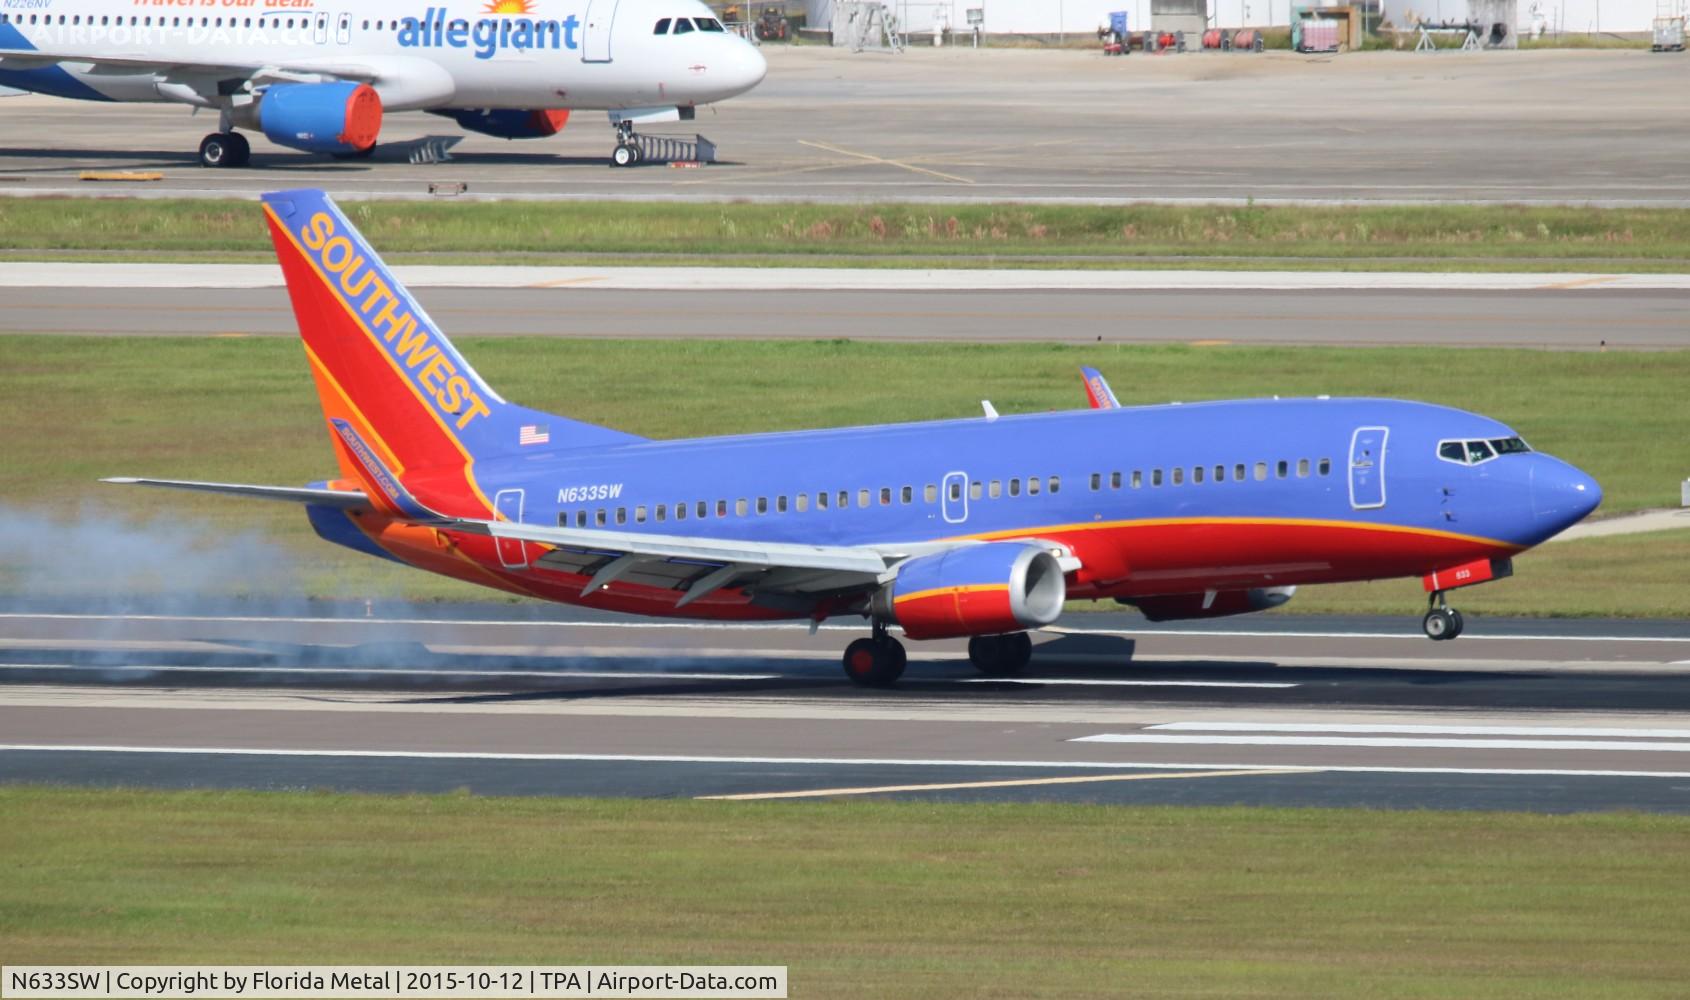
[962, 678, 1297, 689]
[1074, 734, 1690, 752]
[5, 744, 1690, 780]
[0, 663, 781, 682]
[1148, 722, 1690, 738]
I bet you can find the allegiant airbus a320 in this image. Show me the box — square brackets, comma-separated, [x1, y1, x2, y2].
[0, 0, 765, 166]
[108, 189, 1602, 686]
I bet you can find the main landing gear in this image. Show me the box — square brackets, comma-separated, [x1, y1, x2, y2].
[198, 131, 250, 168]
[842, 620, 905, 687]
[610, 120, 644, 168]
[1422, 591, 1466, 641]
[968, 632, 1033, 677]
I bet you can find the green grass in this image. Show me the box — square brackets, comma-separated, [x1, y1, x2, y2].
[3, 198, 1689, 270]
[2, 336, 1686, 612]
[4, 787, 1690, 997]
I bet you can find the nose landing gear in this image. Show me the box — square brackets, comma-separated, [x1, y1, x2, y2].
[1422, 591, 1465, 640]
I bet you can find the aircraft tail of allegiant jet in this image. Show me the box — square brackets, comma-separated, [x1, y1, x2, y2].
[259, 189, 642, 516]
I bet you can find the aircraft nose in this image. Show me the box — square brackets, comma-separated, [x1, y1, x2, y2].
[730, 39, 768, 92]
[1530, 457, 1602, 537]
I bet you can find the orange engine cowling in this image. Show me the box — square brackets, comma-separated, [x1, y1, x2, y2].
[873, 542, 1067, 640]
[438, 108, 570, 139]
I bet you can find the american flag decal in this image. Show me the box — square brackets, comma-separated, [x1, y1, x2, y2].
[519, 424, 550, 446]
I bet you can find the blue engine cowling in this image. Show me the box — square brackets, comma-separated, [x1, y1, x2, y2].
[435, 108, 571, 139]
[260, 82, 383, 155]
[871, 542, 1066, 640]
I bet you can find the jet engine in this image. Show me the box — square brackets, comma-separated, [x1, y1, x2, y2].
[437, 108, 570, 139]
[873, 542, 1066, 640]
[259, 82, 383, 155]
[1124, 586, 1295, 622]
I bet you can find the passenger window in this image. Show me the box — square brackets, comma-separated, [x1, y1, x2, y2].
[756, 497, 768, 515]
[901, 486, 912, 504]
[879, 487, 892, 506]
[970, 482, 982, 500]
[948, 481, 962, 501]
[858, 489, 871, 508]
[1131, 471, 1142, 489]
[675, 502, 686, 521]
[655, 504, 666, 522]
[1171, 468, 1183, 486]
[617, 508, 628, 524]
[989, 480, 1001, 499]
[1111, 471, 1122, 489]
[1009, 478, 1021, 497]
[1090, 473, 1101, 491]
[1028, 477, 1041, 496]
[817, 492, 830, 510]
[1214, 465, 1225, 482]
[1297, 459, 1310, 478]
[925, 484, 938, 503]
[796, 494, 808, 512]
[1318, 458, 1331, 476]
[1049, 475, 1061, 494]
[557, 512, 569, 527]
[1276, 461, 1289, 479]
[653, 17, 671, 32]
[673, 17, 694, 33]
[716, 500, 727, 517]
[635, 505, 647, 523]
[576, 511, 587, 527]
[1152, 469, 1163, 487]
[838, 490, 850, 509]
[1193, 466, 1205, 484]
[1254, 463, 1268, 481]
[777, 495, 788, 513]
[595, 509, 607, 526]
[735, 499, 748, 516]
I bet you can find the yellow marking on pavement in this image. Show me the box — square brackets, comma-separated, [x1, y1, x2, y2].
[1538, 276, 1621, 290]
[797, 140, 975, 184]
[78, 171, 163, 182]
[526, 276, 606, 288]
[1189, 339, 1232, 346]
[210, 332, 250, 338]
[697, 767, 1315, 801]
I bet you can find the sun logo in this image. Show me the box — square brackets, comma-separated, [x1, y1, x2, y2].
[483, 0, 534, 13]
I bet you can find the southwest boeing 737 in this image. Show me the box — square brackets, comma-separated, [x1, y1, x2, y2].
[107, 189, 1602, 686]
[0, 0, 765, 166]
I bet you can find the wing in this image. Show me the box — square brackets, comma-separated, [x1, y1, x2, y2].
[102, 477, 370, 509]
[0, 47, 381, 80]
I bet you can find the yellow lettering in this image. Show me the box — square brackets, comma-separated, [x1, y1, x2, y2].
[371, 300, 409, 341]
[302, 212, 334, 251]
[338, 256, 377, 297]
[440, 373, 469, 413]
[396, 326, 438, 370]
[417, 354, 453, 397]
[455, 393, 492, 429]
[360, 278, 394, 320]
[322, 236, 354, 272]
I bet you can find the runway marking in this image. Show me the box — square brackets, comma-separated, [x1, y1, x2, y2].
[695, 767, 1314, 801]
[0, 664, 782, 682]
[3, 613, 1683, 644]
[1074, 734, 1690, 752]
[6, 745, 1690, 779]
[796, 140, 975, 185]
[1150, 722, 1690, 738]
[961, 678, 1298, 689]
[525, 276, 605, 288]
[1539, 276, 1622, 290]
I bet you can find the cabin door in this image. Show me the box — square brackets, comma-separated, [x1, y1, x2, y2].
[581, 0, 618, 61]
[1348, 427, 1388, 510]
[494, 488, 531, 569]
[942, 471, 969, 524]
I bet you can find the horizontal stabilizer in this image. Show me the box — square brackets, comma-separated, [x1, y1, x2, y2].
[102, 477, 369, 509]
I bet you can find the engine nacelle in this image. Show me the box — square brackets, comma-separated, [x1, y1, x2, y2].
[260, 82, 383, 155]
[873, 542, 1066, 640]
[437, 108, 570, 139]
[1124, 586, 1296, 622]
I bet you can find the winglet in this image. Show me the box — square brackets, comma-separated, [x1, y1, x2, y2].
[1081, 366, 1121, 410]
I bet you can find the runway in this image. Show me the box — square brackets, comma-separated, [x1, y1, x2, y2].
[5, 283, 1687, 349]
[4, 605, 1690, 812]
[2, 49, 1687, 204]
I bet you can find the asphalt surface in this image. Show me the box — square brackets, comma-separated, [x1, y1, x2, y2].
[1, 49, 1687, 204]
[6, 285, 1687, 349]
[5, 604, 1690, 812]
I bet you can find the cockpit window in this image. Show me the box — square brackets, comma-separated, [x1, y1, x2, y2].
[695, 16, 724, 30]
[654, 17, 671, 32]
[672, 16, 694, 33]
[1438, 437, 1531, 466]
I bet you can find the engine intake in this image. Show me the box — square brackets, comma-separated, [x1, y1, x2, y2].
[260, 82, 383, 155]
[874, 542, 1066, 640]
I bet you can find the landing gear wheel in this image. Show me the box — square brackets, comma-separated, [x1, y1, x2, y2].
[843, 636, 906, 687]
[612, 143, 637, 167]
[1446, 609, 1465, 639]
[198, 132, 248, 169]
[1422, 608, 1460, 641]
[968, 631, 1033, 677]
